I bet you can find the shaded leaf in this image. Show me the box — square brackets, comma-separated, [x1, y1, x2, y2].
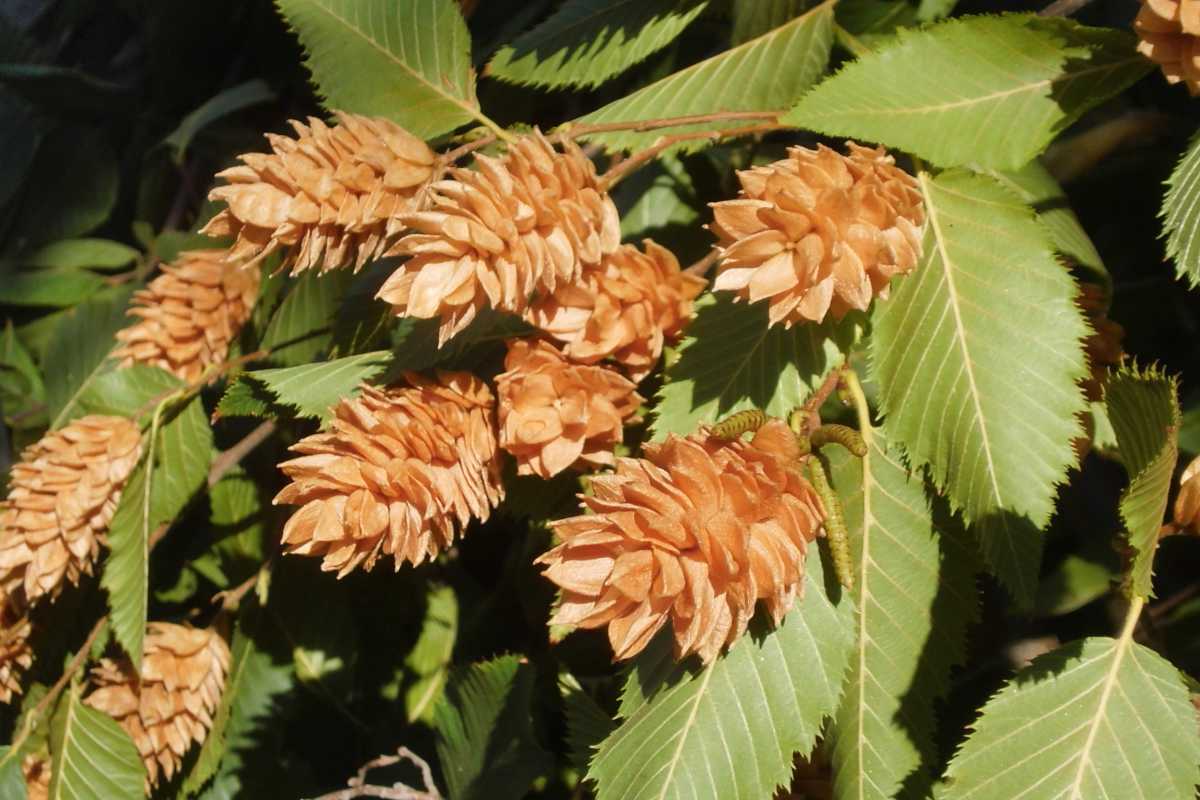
[9, 127, 118, 246]
[48, 684, 144, 800]
[274, 0, 481, 139]
[434, 655, 553, 800]
[404, 584, 458, 723]
[733, 0, 818, 43]
[0, 269, 104, 307]
[1105, 364, 1180, 599]
[575, 0, 835, 153]
[971, 511, 1044, 611]
[589, 554, 854, 800]
[260, 270, 350, 366]
[651, 293, 859, 438]
[560, 675, 615, 774]
[938, 637, 1200, 800]
[44, 286, 134, 429]
[239, 350, 391, 421]
[163, 79, 275, 164]
[1163, 130, 1200, 288]
[487, 0, 707, 90]
[785, 15, 1152, 170]
[24, 238, 139, 272]
[871, 170, 1087, 527]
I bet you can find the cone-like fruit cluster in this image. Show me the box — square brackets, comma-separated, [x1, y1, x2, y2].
[526, 240, 706, 381]
[538, 420, 825, 663]
[0, 609, 32, 704]
[203, 113, 437, 274]
[496, 339, 642, 479]
[1135, 0, 1200, 94]
[0, 415, 142, 609]
[22, 755, 49, 800]
[1174, 455, 1200, 531]
[85, 623, 230, 789]
[379, 130, 621, 345]
[274, 372, 503, 574]
[709, 142, 924, 327]
[114, 249, 261, 383]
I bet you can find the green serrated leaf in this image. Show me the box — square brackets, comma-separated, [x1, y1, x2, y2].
[938, 637, 1200, 800]
[615, 155, 700, 240]
[1036, 552, 1117, 617]
[589, 554, 854, 800]
[215, 379, 281, 420]
[971, 511, 1044, 611]
[785, 15, 1152, 170]
[404, 584, 458, 723]
[260, 269, 350, 366]
[487, 0, 707, 91]
[163, 79, 275, 165]
[0, 269, 105, 307]
[274, 0, 481, 139]
[827, 425, 977, 800]
[575, 0, 834, 153]
[0, 320, 45, 426]
[76, 364, 180, 419]
[1163, 130, 1200, 288]
[24, 238, 139, 272]
[560, 675, 615, 774]
[1105, 364, 1180, 599]
[434, 655, 553, 800]
[871, 169, 1088, 528]
[241, 350, 391, 421]
[980, 161, 1108, 287]
[44, 286, 134, 429]
[103, 396, 213, 667]
[733, 0, 819, 43]
[651, 293, 858, 439]
[48, 684, 144, 800]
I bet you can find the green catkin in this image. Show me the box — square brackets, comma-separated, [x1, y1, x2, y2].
[809, 424, 868, 457]
[711, 409, 769, 439]
[807, 454, 854, 591]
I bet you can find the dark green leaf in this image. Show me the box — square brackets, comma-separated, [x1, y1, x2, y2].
[44, 286, 134, 429]
[0, 64, 131, 118]
[260, 270, 350, 366]
[732, 0, 817, 43]
[560, 675, 615, 773]
[24, 238, 139, 272]
[163, 79, 275, 164]
[241, 350, 392, 421]
[8, 127, 118, 247]
[0, 269, 105, 307]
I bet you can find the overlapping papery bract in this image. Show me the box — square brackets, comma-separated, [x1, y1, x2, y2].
[273, 372, 503, 575]
[0, 415, 142, 612]
[539, 421, 825, 664]
[496, 339, 642, 479]
[709, 142, 924, 327]
[0, 607, 32, 704]
[115, 249, 260, 383]
[526, 240, 705, 381]
[85, 623, 230, 790]
[378, 130, 621, 345]
[203, 112, 437, 274]
[1135, 0, 1200, 94]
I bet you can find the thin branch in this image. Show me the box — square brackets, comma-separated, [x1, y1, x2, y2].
[440, 133, 497, 165]
[208, 420, 277, 487]
[557, 110, 781, 138]
[684, 249, 719, 278]
[308, 747, 442, 800]
[599, 122, 783, 190]
[1039, 0, 1095, 15]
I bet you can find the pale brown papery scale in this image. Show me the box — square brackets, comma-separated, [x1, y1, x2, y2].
[526, 240, 706, 382]
[378, 130, 621, 345]
[0, 608, 33, 704]
[85, 623, 230, 790]
[1135, 0, 1200, 95]
[1174, 455, 1200, 532]
[0, 416, 142, 610]
[274, 372, 503, 575]
[114, 249, 260, 383]
[22, 755, 49, 800]
[538, 421, 825, 664]
[202, 112, 437, 275]
[709, 142, 924, 327]
[496, 339, 643, 479]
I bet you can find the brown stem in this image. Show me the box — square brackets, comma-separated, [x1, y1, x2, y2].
[214, 568, 263, 612]
[802, 366, 847, 420]
[599, 122, 783, 190]
[308, 747, 442, 800]
[440, 134, 497, 165]
[559, 110, 781, 138]
[684, 249, 719, 278]
[208, 420, 277, 487]
[134, 348, 270, 421]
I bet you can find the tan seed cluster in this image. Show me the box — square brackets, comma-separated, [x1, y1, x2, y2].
[526, 240, 705, 381]
[710, 142, 924, 327]
[274, 372, 503, 574]
[1135, 0, 1200, 94]
[0, 609, 33, 704]
[496, 339, 642, 479]
[203, 113, 437, 274]
[114, 249, 260, 383]
[539, 421, 825, 664]
[379, 130, 621, 345]
[1174, 455, 1200, 532]
[85, 623, 230, 790]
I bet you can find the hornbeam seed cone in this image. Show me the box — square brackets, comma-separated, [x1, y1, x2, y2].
[496, 338, 643, 478]
[84, 623, 230, 789]
[203, 112, 437, 275]
[114, 249, 260, 383]
[0, 605, 33, 704]
[1135, 0, 1200, 94]
[709, 142, 924, 327]
[0, 415, 142, 609]
[1174, 455, 1200, 531]
[526, 239, 706, 381]
[378, 129, 621, 345]
[274, 371, 503, 575]
[538, 420, 825, 664]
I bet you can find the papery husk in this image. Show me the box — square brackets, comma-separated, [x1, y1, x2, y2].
[1135, 0, 1200, 95]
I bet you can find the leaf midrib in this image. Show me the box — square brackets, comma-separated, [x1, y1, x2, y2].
[299, 0, 479, 121]
[853, 435, 875, 800]
[805, 56, 1142, 119]
[1066, 616, 1137, 798]
[920, 172, 1003, 509]
[656, 665, 715, 800]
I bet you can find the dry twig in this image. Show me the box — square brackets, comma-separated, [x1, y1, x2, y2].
[308, 747, 442, 800]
